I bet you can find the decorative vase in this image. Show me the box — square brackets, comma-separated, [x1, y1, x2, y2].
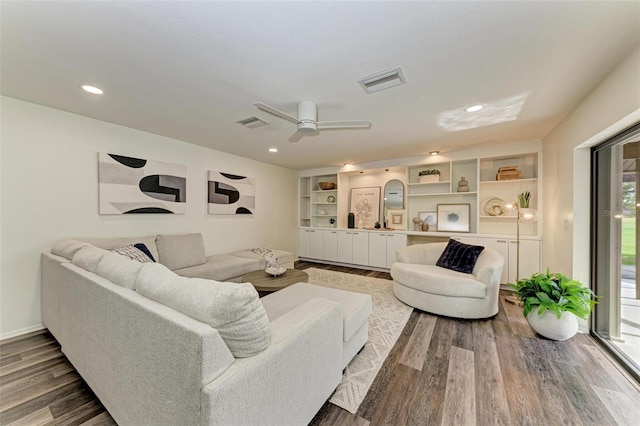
[526, 310, 579, 341]
[457, 177, 469, 192]
[348, 212, 355, 229]
[358, 219, 364, 229]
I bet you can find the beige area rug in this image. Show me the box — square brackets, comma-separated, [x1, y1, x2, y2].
[305, 268, 413, 414]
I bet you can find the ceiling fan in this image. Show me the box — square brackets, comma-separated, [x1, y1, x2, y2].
[254, 100, 371, 143]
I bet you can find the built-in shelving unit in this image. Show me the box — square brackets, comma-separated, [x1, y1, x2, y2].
[297, 149, 542, 277]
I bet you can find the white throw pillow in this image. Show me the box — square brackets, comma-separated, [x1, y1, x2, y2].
[135, 264, 270, 357]
[51, 239, 90, 260]
[96, 252, 145, 290]
[71, 245, 110, 273]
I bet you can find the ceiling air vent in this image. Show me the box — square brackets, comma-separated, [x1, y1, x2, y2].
[359, 66, 406, 94]
[237, 116, 268, 129]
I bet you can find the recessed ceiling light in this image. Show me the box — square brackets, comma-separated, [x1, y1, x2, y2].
[465, 104, 483, 112]
[429, 151, 440, 156]
[268, 148, 278, 153]
[82, 85, 103, 95]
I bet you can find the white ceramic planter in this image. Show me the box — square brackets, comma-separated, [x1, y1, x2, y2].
[419, 175, 439, 183]
[526, 309, 579, 341]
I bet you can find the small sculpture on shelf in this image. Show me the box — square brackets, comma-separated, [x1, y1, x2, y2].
[457, 176, 469, 192]
[412, 216, 423, 231]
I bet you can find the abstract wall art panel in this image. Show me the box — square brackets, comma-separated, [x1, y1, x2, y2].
[208, 171, 255, 215]
[98, 153, 187, 214]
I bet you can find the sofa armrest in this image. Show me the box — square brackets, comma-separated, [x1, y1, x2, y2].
[473, 248, 505, 290]
[201, 297, 343, 426]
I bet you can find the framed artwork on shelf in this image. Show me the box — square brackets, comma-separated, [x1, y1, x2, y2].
[386, 209, 406, 230]
[418, 211, 438, 230]
[350, 186, 381, 229]
[437, 203, 471, 232]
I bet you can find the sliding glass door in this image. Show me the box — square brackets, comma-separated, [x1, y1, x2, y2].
[592, 123, 640, 381]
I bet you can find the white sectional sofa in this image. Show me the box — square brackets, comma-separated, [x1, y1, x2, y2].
[41, 234, 372, 426]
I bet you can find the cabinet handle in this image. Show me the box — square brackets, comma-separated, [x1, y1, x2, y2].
[331, 231, 337, 234]
[496, 240, 507, 243]
[379, 234, 386, 236]
[510, 241, 518, 244]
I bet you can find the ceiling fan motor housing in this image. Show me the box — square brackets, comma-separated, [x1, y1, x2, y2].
[297, 100, 319, 134]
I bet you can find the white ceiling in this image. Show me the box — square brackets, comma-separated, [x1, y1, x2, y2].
[2, 1, 639, 170]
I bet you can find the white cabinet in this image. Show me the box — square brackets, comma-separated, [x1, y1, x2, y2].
[309, 230, 324, 259]
[298, 229, 311, 258]
[323, 230, 338, 262]
[481, 238, 509, 284]
[338, 231, 369, 265]
[369, 232, 407, 268]
[478, 237, 540, 284]
[450, 236, 480, 245]
[509, 239, 541, 283]
[299, 229, 338, 261]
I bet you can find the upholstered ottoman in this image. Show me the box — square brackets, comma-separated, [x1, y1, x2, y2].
[261, 283, 372, 369]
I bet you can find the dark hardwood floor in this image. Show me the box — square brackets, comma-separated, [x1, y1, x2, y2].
[2, 262, 639, 425]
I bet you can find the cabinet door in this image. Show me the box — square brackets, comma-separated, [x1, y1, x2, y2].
[337, 231, 353, 264]
[509, 239, 541, 282]
[481, 238, 509, 284]
[369, 233, 387, 268]
[351, 232, 369, 265]
[386, 233, 407, 268]
[309, 230, 324, 259]
[298, 229, 310, 258]
[323, 230, 338, 262]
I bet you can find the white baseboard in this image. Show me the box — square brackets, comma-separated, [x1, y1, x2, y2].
[0, 323, 46, 341]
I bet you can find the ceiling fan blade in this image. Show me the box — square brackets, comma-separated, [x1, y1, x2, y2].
[288, 131, 305, 143]
[254, 102, 299, 124]
[317, 120, 372, 130]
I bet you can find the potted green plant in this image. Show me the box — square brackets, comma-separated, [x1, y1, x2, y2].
[510, 269, 596, 341]
[418, 169, 440, 183]
[374, 221, 381, 229]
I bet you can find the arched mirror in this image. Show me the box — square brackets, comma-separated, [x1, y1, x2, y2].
[383, 179, 405, 222]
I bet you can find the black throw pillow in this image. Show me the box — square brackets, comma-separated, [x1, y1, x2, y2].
[436, 239, 485, 274]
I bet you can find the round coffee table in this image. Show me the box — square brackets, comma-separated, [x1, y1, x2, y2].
[241, 269, 309, 294]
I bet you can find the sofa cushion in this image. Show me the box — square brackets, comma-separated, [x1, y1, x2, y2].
[96, 252, 145, 290]
[156, 233, 206, 270]
[51, 239, 90, 260]
[261, 283, 372, 342]
[174, 254, 261, 281]
[135, 263, 270, 357]
[81, 236, 160, 265]
[436, 239, 485, 274]
[391, 263, 487, 299]
[111, 243, 155, 263]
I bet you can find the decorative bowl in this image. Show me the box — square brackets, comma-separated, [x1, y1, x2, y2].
[265, 266, 287, 277]
[318, 182, 336, 190]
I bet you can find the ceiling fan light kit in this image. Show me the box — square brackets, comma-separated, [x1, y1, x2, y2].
[254, 100, 371, 143]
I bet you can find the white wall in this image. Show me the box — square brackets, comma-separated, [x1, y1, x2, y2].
[542, 45, 640, 332]
[0, 96, 299, 338]
[542, 45, 640, 279]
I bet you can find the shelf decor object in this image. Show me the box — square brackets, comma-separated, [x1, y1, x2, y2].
[418, 211, 437, 230]
[350, 186, 381, 229]
[436, 203, 470, 232]
[496, 166, 522, 181]
[387, 209, 406, 230]
[418, 169, 440, 183]
[483, 197, 507, 216]
[318, 181, 336, 190]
